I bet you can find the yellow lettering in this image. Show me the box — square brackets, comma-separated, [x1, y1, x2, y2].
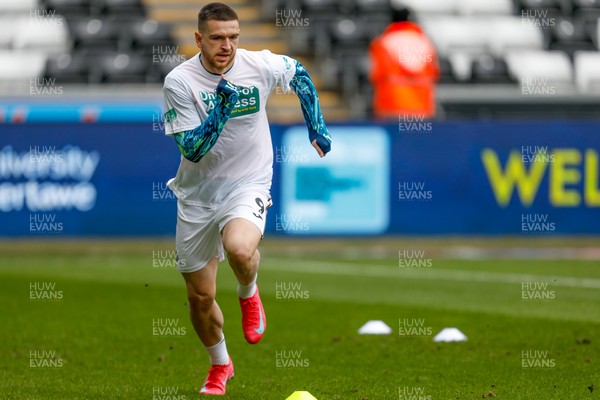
[585, 149, 600, 206]
[550, 149, 581, 206]
[481, 149, 546, 207]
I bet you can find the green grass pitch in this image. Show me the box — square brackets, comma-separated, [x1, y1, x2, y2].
[1, 238, 599, 399]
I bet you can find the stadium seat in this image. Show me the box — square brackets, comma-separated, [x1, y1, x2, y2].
[147, 56, 183, 83]
[44, 52, 90, 84]
[1, 0, 39, 14]
[332, 47, 369, 96]
[44, 0, 92, 18]
[359, 14, 393, 41]
[420, 16, 488, 56]
[549, 40, 597, 57]
[95, 0, 146, 17]
[573, 0, 600, 23]
[0, 18, 16, 49]
[578, 13, 600, 45]
[519, 9, 561, 49]
[520, 0, 555, 6]
[69, 18, 123, 53]
[574, 51, 600, 92]
[300, 0, 340, 14]
[457, 0, 513, 15]
[448, 52, 475, 82]
[551, 17, 589, 43]
[518, 0, 563, 10]
[301, 1, 340, 55]
[0, 51, 47, 82]
[323, 18, 369, 61]
[127, 19, 175, 55]
[574, 0, 600, 8]
[330, 18, 368, 44]
[505, 50, 573, 87]
[488, 16, 545, 56]
[573, 10, 600, 46]
[548, 17, 597, 56]
[470, 54, 514, 84]
[90, 52, 149, 83]
[13, 16, 70, 56]
[437, 56, 460, 83]
[289, 14, 332, 56]
[354, 0, 392, 16]
[394, 0, 457, 15]
[325, 18, 371, 74]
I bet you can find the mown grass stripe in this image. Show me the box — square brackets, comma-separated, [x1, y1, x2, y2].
[265, 258, 600, 289]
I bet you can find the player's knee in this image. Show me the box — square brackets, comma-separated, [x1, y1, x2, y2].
[187, 288, 215, 313]
[225, 242, 255, 266]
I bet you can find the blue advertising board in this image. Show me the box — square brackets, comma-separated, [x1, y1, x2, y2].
[387, 120, 600, 235]
[0, 121, 598, 236]
[0, 123, 179, 236]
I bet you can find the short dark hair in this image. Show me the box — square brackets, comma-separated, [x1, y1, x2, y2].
[392, 7, 411, 22]
[198, 3, 238, 32]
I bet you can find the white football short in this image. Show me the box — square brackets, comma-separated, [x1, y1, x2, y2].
[175, 187, 272, 273]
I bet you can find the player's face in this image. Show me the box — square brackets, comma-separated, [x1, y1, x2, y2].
[196, 19, 239, 74]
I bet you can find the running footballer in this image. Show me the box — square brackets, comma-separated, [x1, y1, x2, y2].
[162, 2, 331, 396]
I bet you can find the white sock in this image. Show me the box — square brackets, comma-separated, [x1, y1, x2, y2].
[205, 336, 229, 366]
[237, 274, 257, 299]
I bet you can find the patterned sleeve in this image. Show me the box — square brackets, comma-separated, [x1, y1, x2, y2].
[290, 60, 331, 154]
[260, 50, 331, 154]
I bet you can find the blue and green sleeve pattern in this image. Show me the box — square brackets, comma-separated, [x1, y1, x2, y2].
[173, 79, 239, 163]
[290, 60, 331, 155]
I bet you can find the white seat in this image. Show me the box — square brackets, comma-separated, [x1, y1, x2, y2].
[489, 16, 545, 56]
[0, 0, 39, 13]
[421, 16, 489, 56]
[393, 0, 458, 15]
[0, 18, 16, 49]
[12, 16, 70, 56]
[457, 0, 514, 15]
[505, 50, 573, 88]
[574, 51, 600, 92]
[574, 0, 600, 7]
[0, 51, 47, 82]
[448, 52, 477, 81]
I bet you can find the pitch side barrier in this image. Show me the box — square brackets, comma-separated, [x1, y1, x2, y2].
[0, 121, 598, 236]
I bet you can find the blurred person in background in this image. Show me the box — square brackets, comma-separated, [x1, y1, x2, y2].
[369, 8, 440, 119]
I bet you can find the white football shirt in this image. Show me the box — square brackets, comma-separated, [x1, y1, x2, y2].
[163, 49, 297, 205]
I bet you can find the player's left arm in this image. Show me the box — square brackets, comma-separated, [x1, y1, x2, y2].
[289, 60, 332, 157]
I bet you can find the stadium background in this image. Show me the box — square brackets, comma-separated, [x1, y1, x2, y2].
[2, 0, 599, 237]
[1, 0, 600, 399]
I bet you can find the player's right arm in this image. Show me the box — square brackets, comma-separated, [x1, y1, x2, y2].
[163, 77, 239, 163]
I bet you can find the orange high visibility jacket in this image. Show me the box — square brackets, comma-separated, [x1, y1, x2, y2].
[369, 21, 440, 118]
